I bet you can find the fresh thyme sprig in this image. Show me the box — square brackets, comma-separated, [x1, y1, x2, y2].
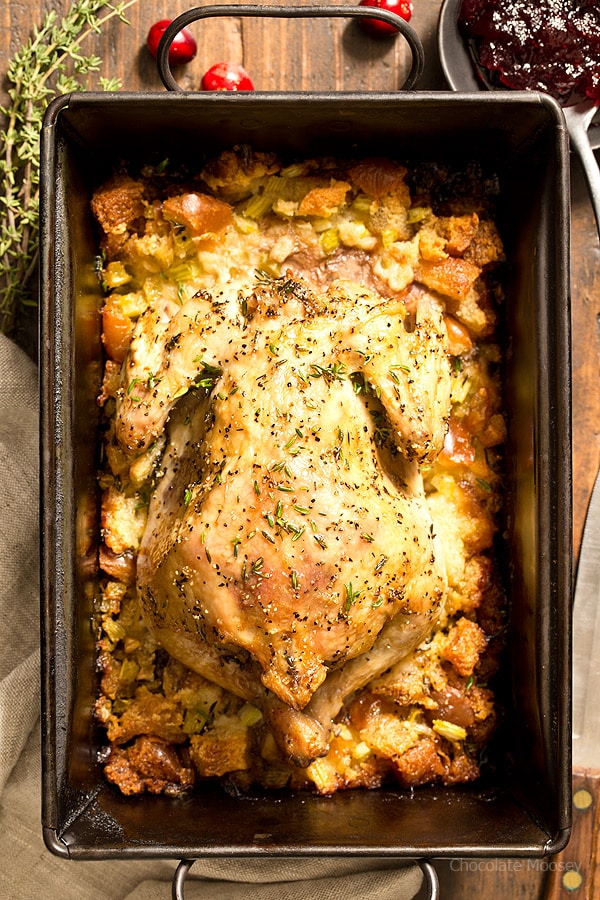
[0, 0, 138, 335]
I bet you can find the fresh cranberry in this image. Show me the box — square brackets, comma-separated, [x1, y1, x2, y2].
[201, 62, 254, 92]
[358, 0, 413, 36]
[147, 19, 197, 66]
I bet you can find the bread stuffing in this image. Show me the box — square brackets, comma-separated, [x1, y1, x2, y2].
[93, 148, 506, 796]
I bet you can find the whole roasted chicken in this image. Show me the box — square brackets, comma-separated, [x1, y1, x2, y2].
[115, 274, 452, 766]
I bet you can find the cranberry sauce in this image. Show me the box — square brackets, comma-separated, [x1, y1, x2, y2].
[458, 0, 600, 106]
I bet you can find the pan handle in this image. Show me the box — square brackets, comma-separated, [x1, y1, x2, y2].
[172, 859, 194, 900]
[157, 4, 424, 93]
[171, 857, 440, 899]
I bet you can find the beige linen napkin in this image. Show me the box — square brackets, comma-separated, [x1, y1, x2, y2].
[0, 332, 423, 899]
[0, 332, 40, 796]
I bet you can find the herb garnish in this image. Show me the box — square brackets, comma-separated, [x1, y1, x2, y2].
[344, 581, 363, 612]
[0, 0, 137, 335]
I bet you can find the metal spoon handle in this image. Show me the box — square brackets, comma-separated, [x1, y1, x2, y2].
[564, 101, 600, 238]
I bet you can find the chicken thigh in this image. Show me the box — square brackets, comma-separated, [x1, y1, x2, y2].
[116, 275, 451, 765]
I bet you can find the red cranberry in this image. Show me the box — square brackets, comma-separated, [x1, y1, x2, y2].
[358, 0, 413, 36]
[201, 63, 254, 92]
[147, 19, 197, 66]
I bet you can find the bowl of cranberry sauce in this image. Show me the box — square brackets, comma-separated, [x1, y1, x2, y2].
[455, 0, 600, 107]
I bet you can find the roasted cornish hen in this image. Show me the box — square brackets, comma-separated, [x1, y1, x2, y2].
[115, 275, 451, 764]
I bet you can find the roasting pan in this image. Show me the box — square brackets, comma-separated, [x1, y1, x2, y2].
[40, 6, 572, 866]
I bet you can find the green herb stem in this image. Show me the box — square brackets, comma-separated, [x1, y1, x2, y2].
[0, 0, 137, 335]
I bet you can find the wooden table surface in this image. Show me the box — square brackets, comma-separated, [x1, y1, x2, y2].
[2, 1, 599, 897]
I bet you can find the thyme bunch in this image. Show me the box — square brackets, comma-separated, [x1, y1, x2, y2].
[0, 0, 138, 335]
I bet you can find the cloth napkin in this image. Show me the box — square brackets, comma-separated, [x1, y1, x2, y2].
[0, 332, 423, 899]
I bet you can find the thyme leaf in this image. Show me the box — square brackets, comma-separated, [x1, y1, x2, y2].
[0, 0, 137, 334]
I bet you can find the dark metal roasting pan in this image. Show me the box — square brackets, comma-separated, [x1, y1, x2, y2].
[40, 4, 572, 867]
